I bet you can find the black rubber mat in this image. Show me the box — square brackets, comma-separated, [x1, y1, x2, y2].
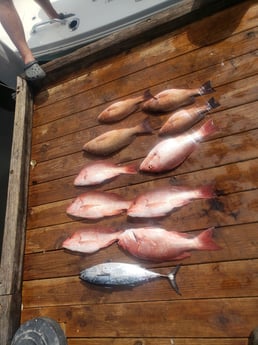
[11, 317, 67, 345]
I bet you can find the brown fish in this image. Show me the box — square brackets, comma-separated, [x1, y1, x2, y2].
[98, 91, 152, 123]
[142, 80, 215, 113]
[83, 118, 153, 156]
[140, 119, 217, 173]
[159, 97, 220, 136]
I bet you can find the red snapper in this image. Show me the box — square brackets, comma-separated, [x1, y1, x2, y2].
[140, 119, 217, 173]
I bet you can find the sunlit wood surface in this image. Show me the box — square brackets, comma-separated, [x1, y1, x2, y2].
[21, 1, 258, 344]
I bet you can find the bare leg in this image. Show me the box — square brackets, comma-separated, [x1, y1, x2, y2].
[34, 0, 59, 19]
[0, 0, 72, 80]
[0, 0, 35, 64]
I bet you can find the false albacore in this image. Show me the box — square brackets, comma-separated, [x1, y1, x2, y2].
[80, 262, 181, 294]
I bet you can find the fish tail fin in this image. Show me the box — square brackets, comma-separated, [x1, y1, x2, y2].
[143, 89, 155, 101]
[207, 97, 220, 110]
[138, 117, 153, 134]
[197, 227, 221, 251]
[196, 119, 218, 139]
[168, 264, 181, 295]
[199, 80, 215, 95]
[123, 164, 138, 174]
[198, 184, 216, 199]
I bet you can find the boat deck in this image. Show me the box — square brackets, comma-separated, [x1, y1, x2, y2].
[21, 1, 258, 344]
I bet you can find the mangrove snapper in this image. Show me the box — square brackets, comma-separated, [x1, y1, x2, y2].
[80, 262, 181, 294]
[159, 97, 220, 135]
[83, 118, 153, 156]
[66, 191, 132, 219]
[74, 160, 137, 186]
[98, 91, 152, 123]
[142, 80, 215, 113]
[62, 228, 123, 254]
[127, 184, 215, 218]
[118, 227, 220, 262]
[140, 119, 217, 173]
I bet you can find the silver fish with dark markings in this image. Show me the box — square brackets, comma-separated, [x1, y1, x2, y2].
[80, 262, 181, 294]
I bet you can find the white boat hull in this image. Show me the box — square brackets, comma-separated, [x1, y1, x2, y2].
[1, 0, 178, 61]
[0, 0, 179, 86]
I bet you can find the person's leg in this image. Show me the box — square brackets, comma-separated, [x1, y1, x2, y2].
[0, 0, 34, 64]
[34, 0, 59, 19]
[0, 0, 46, 80]
[34, 0, 75, 19]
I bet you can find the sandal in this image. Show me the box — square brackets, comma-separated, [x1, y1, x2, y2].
[58, 13, 75, 20]
[24, 60, 46, 81]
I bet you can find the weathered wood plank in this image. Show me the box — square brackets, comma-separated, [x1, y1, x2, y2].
[23, 223, 258, 280]
[31, 67, 258, 162]
[0, 78, 32, 295]
[29, 98, 258, 186]
[32, 29, 258, 141]
[0, 294, 22, 345]
[22, 259, 258, 307]
[20, 297, 258, 338]
[30, 63, 258, 185]
[38, 0, 248, 90]
[67, 339, 246, 345]
[26, 127, 258, 229]
[0, 78, 32, 345]
[26, 183, 258, 231]
[25, 158, 258, 254]
[21, 2, 258, 344]
[33, 1, 258, 111]
[27, 152, 258, 208]
[33, 24, 258, 123]
[28, 91, 258, 205]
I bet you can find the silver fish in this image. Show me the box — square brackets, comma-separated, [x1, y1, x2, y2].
[80, 262, 181, 294]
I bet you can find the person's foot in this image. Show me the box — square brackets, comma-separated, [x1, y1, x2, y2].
[24, 60, 46, 81]
[58, 12, 75, 19]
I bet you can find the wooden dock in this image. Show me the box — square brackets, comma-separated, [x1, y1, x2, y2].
[16, 0, 258, 344]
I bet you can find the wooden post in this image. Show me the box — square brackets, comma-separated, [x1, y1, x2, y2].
[0, 77, 33, 344]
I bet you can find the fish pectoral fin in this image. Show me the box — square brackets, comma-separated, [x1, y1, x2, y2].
[145, 201, 165, 208]
[80, 203, 101, 211]
[97, 273, 111, 277]
[172, 252, 191, 260]
[131, 231, 139, 243]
